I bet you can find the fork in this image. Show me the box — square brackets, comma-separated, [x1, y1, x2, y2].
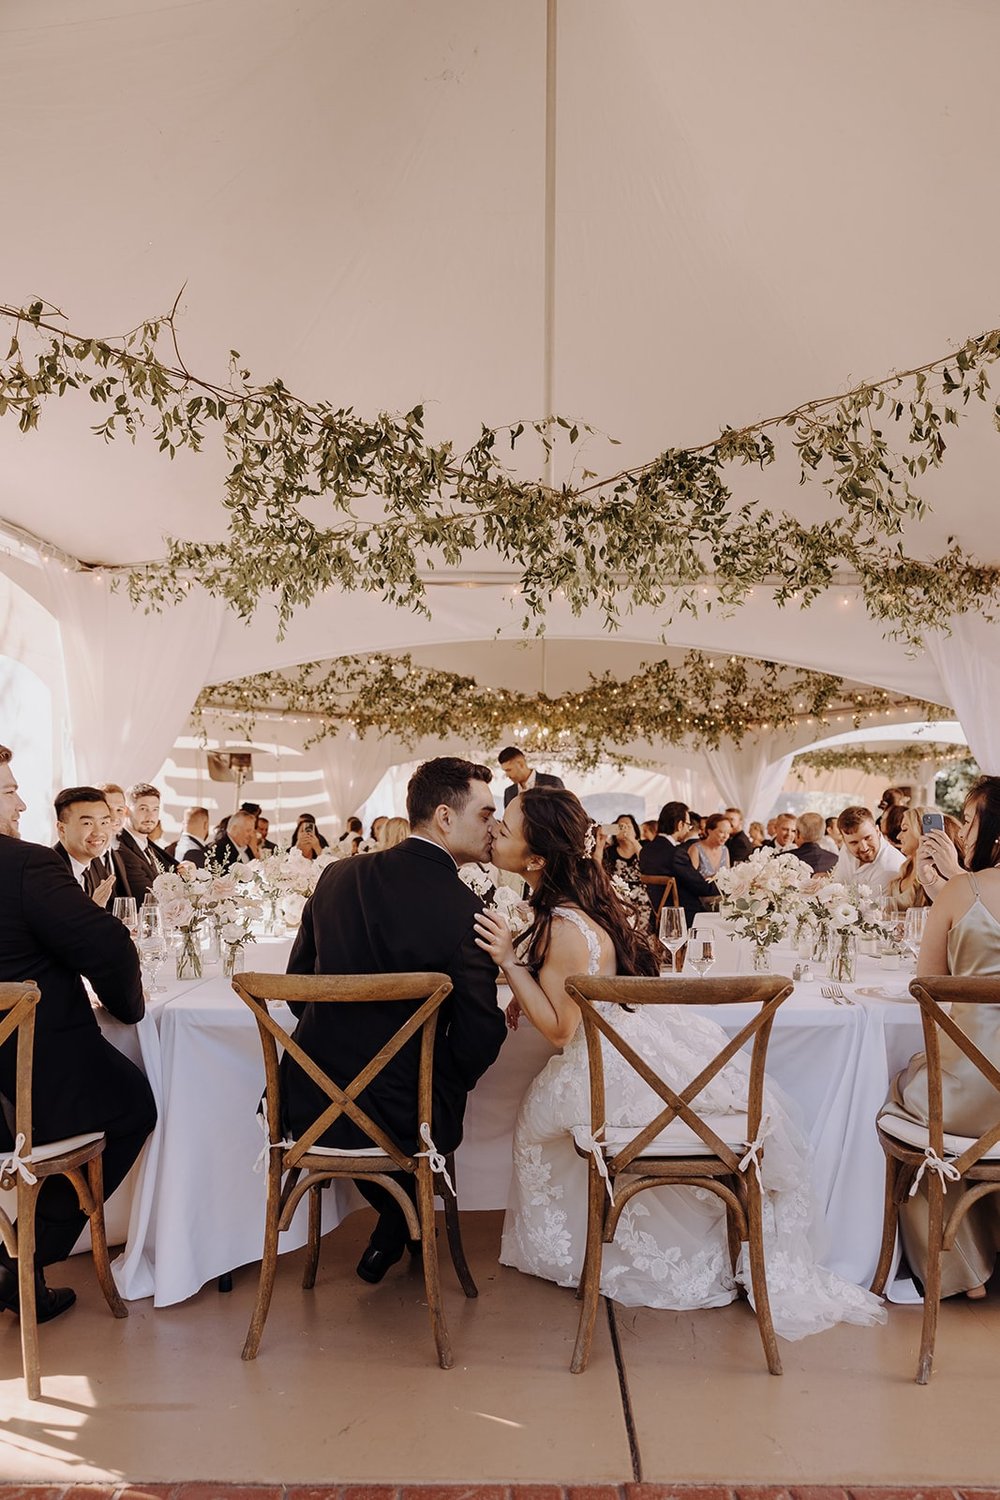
[821, 983, 855, 1006]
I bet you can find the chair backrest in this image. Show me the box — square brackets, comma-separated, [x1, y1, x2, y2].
[0, 983, 39, 1176]
[565, 975, 792, 1175]
[908, 976, 1000, 1173]
[640, 874, 678, 918]
[232, 971, 453, 1173]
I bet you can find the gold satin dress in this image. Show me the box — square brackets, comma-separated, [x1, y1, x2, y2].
[884, 875, 1000, 1295]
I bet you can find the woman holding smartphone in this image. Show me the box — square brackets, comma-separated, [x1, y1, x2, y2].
[886, 807, 963, 909]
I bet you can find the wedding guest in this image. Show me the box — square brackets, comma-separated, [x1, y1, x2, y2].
[724, 807, 752, 864]
[375, 816, 410, 850]
[748, 820, 766, 848]
[765, 817, 778, 841]
[877, 786, 910, 828]
[821, 816, 842, 854]
[283, 757, 506, 1283]
[602, 814, 652, 928]
[118, 783, 177, 901]
[831, 804, 905, 895]
[498, 746, 565, 807]
[256, 816, 277, 854]
[0, 744, 156, 1324]
[793, 811, 838, 874]
[337, 816, 364, 847]
[213, 807, 259, 869]
[687, 812, 732, 878]
[52, 787, 116, 904]
[882, 776, 1000, 1298]
[887, 807, 963, 910]
[290, 815, 325, 860]
[174, 807, 211, 868]
[92, 781, 136, 899]
[765, 812, 798, 851]
[639, 801, 719, 926]
[369, 816, 388, 845]
[291, 812, 329, 851]
[640, 820, 658, 843]
[883, 803, 907, 851]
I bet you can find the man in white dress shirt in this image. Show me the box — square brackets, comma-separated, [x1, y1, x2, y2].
[497, 746, 565, 808]
[53, 786, 116, 903]
[831, 804, 905, 894]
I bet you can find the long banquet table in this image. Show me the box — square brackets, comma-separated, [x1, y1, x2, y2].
[84, 930, 927, 1308]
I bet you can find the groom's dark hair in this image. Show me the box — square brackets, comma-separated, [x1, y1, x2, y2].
[406, 757, 493, 828]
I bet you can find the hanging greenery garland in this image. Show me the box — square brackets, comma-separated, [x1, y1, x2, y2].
[793, 744, 973, 782]
[2, 301, 1000, 643]
[195, 650, 949, 773]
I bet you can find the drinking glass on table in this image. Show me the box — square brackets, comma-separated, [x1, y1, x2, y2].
[137, 904, 168, 995]
[902, 907, 928, 967]
[658, 906, 687, 975]
[112, 896, 138, 939]
[687, 934, 716, 978]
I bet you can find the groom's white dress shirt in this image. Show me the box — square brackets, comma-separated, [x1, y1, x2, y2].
[832, 836, 904, 895]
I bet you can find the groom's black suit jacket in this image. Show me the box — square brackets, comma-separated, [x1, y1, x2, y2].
[282, 838, 506, 1155]
[117, 827, 176, 902]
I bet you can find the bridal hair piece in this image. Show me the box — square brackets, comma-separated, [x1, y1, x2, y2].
[582, 824, 598, 860]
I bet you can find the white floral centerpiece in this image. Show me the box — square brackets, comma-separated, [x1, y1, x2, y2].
[244, 848, 335, 933]
[216, 893, 264, 976]
[804, 879, 889, 982]
[153, 863, 217, 979]
[715, 846, 812, 971]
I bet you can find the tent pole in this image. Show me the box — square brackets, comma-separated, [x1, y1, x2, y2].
[543, 0, 558, 494]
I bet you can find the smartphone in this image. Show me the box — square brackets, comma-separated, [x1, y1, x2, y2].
[601, 824, 619, 838]
[921, 811, 945, 835]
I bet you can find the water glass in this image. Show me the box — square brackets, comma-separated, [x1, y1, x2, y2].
[658, 906, 688, 975]
[688, 935, 716, 978]
[138, 904, 168, 994]
[112, 896, 138, 939]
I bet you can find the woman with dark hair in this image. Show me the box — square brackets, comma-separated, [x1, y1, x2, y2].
[474, 788, 884, 1334]
[883, 776, 1000, 1298]
[687, 811, 732, 878]
[602, 812, 652, 928]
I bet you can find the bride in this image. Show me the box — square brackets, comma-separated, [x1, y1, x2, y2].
[473, 787, 885, 1340]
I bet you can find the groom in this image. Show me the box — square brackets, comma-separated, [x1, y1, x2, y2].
[283, 757, 507, 1282]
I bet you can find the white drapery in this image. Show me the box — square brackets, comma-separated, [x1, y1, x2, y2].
[925, 617, 1000, 775]
[316, 730, 401, 829]
[704, 738, 795, 824]
[46, 564, 225, 788]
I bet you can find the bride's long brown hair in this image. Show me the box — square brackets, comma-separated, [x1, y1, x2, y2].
[518, 788, 658, 977]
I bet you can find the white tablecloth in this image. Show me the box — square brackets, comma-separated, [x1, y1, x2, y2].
[90, 935, 926, 1307]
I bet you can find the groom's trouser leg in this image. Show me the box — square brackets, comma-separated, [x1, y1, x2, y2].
[356, 1173, 417, 1251]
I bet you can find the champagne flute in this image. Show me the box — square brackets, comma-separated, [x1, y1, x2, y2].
[138, 903, 168, 995]
[688, 934, 716, 978]
[112, 896, 138, 939]
[903, 907, 927, 967]
[658, 906, 688, 975]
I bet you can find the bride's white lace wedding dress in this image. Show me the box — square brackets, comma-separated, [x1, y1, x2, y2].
[499, 908, 885, 1339]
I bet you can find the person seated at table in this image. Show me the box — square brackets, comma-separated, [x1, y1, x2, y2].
[831, 805, 905, 895]
[255, 815, 277, 854]
[213, 807, 259, 869]
[282, 757, 507, 1283]
[886, 807, 963, 911]
[174, 806, 211, 868]
[822, 815, 843, 853]
[640, 819, 658, 843]
[368, 815, 388, 847]
[639, 801, 719, 927]
[0, 744, 156, 1323]
[764, 812, 798, 851]
[375, 816, 410, 850]
[877, 785, 910, 829]
[792, 812, 838, 874]
[474, 786, 885, 1337]
[602, 814, 652, 928]
[288, 815, 326, 860]
[337, 815, 364, 847]
[882, 803, 907, 851]
[724, 807, 753, 864]
[117, 782, 177, 900]
[687, 812, 732, 878]
[748, 820, 766, 849]
[53, 786, 117, 904]
[882, 776, 1000, 1299]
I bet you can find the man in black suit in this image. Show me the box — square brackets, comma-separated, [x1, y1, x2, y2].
[724, 807, 753, 865]
[0, 745, 156, 1322]
[174, 806, 211, 868]
[93, 782, 138, 901]
[212, 807, 259, 870]
[498, 746, 565, 808]
[284, 756, 507, 1283]
[793, 811, 838, 875]
[639, 800, 720, 927]
[117, 782, 177, 901]
[53, 786, 117, 904]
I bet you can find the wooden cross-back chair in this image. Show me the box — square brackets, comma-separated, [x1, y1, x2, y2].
[871, 975, 1000, 1384]
[0, 981, 127, 1401]
[639, 874, 678, 921]
[233, 970, 477, 1370]
[564, 973, 793, 1375]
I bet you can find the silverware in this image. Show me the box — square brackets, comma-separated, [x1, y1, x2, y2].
[820, 983, 855, 1006]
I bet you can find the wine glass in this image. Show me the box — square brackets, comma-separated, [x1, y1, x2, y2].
[903, 907, 928, 967]
[688, 934, 716, 978]
[112, 896, 138, 939]
[138, 904, 168, 995]
[658, 906, 688, 975]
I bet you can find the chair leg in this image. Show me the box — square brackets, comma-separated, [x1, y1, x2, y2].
[85, 1153, 127, 1319]
[744, 1181, 782, 1376]
[870, 1152, 900, 1295]
[571, 1166, 606, 1374]
[242, 1161, 283, 1360]
[302, 1184, 321, 1290]
[417, 1169, 453, 1370]
[442, 1155, 477, 1299]
[917, 1176, 944, 1385]
[16, 1187, 41, 1401]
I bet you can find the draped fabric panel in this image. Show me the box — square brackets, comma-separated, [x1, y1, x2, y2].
[704, 739, 795, 824]
[926, 618, 1000, 775]
[316, 731, 401, 829]
[46, 565, 225, 789]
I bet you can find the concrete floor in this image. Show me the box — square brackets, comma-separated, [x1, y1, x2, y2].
[1, 1211, 998, 1487]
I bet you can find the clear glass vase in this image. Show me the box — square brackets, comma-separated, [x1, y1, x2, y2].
[223, 941, 245, 978]
[175, 929, 203, 981]
[828, 932, 857, 984]
[751, 942, 773, 973]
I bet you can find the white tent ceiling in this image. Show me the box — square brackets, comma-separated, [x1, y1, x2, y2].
[2, 0, 1000, 769]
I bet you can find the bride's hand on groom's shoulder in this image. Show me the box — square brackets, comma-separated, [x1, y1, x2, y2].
[474, 908, 516, 970]
[505, 999, 521, 1032]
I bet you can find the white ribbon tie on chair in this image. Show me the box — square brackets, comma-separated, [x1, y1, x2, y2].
[415, 1121, 456, 1197]
[0, 1132, 38, 1187]
[577, 1124, 614, 1204]
[738, 1114, 772, 1190]
[252, 1111, 293, 1174]
[908, 1145, 962, 1197]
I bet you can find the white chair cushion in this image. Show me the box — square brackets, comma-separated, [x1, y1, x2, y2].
[27, 1131, 104, 1163]
[572, 1113, 751, 1158]
[302, 1144, 390, 1158]
[877, 1111, 1000, 1160]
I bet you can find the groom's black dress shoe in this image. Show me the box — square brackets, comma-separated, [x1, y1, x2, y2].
[0, 1265, 76, 1323]
[355, 1241, 405, 1284]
